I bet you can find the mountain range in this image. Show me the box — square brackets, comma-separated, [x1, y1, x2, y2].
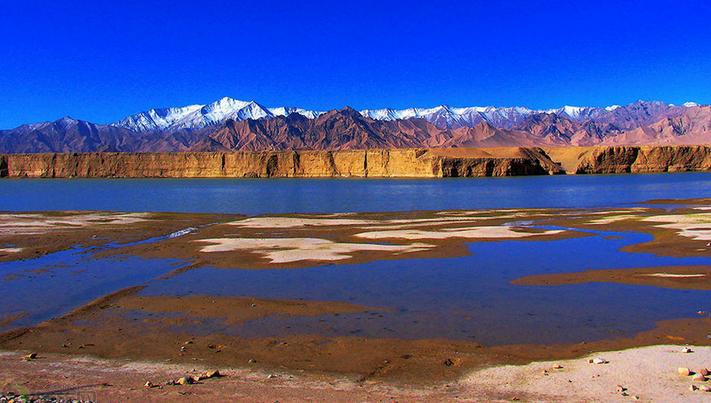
[0, 98, 708, 153]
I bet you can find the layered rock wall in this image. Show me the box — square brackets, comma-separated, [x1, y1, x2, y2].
[0, 146, 708, 178]
[573, 145, 711, 174]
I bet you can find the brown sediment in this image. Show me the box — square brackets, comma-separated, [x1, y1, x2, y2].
[98, 209, 582, 269]
[0, 211, 238, 262]
[2, 201, 711, 385]
[85, 201, 711, 269]
[642, 197, 711, 205]
[0, 283, 708, 384]
[114, 294, 383, 325]
[512, 265, 711, 290]
[542, 205, 711, 258]
[1, 203, 709, 271]
[0, 312, 27, 329]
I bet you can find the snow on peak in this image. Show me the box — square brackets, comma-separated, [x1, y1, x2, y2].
[113, 97, 327, 132]
[683, 101, 699, 107]
[557, 106, 586, 118]
[112, 97, 697, 132]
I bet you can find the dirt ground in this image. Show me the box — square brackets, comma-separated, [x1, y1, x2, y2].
[1, 345, 709, 402]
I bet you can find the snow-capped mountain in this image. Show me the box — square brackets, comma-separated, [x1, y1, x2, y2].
[114, 97, 325, 132]
[360, 105, 539, 129]
[3, 100, 708, 153]
[111, 97, 702, 132]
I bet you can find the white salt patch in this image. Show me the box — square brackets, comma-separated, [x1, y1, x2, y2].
[0, 213, 152, 235]
[355, 226, 564, 240]
[582, 208, 647, 216]
[642, 213, 711, 224]
[195, 237, 434, 263]
[228, 217, 379, 228]
[642, 213, 711, 240]
[229, 215, 526, 230]
[435, 211, 483, 216]
[639, 273, 706, 278]
[588, 214, 638, 225]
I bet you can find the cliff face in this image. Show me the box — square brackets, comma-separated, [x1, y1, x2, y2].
[573, 145, 711, 174]
[0, 148, 561, 178]
[0, 145, 708, 179]
[0, 154, 7, 177]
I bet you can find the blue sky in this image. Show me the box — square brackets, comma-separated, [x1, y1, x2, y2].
[1, 0, 710, 129]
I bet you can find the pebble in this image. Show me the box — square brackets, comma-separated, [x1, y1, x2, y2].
[23, 352, 37, 361]
[144, 381, 154, 388]
[681, 347, 693, 353]
[690, 384, 699, 391]
[700, 385, 711, 392]
[205, 369, 220, 378]
[615, 385, 627, 393]
[443, 358, 455, 367]
[267, 374, 277, 379]
[176, 376, 193, 385]
[589, 357, 608, 364]
[552, 364, 563, 369]
[248, 358, 257, 364]
[678, 367, 692, 376]
[692, 373, 707, 382]
[700, 368, 710, 376]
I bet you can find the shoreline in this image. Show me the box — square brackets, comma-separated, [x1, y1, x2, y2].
[1, 202, 710, 399]
[1, 345, 708, 401]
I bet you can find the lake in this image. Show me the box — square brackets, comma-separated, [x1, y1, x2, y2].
[1, 173, 711, 214]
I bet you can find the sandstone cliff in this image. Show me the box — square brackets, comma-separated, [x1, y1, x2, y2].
[0, 146, 708, 179]
[572, 145, 711, 174]
[0, 148, 562, 178]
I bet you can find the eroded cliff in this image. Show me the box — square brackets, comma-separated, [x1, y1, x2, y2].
[572, 145, 711, 174]
[0, 145, 708, 178]
[0, 148, 561, 178]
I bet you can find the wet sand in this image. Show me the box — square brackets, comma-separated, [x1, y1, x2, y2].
[84, 202, 711, 271]
[1, 284, 709, 385]
[513, 265, 711, 290]
[0, 211, 236, 262]
[100, 209, 585, 269]
[1, 201, 711, 398]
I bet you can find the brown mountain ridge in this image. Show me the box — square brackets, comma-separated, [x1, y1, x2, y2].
[0, 104, 708, 153]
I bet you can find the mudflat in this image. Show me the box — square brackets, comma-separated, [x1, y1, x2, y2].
[1, 199, 710, 397]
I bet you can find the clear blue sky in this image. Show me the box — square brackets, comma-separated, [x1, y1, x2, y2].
[1, 0, 710, 129]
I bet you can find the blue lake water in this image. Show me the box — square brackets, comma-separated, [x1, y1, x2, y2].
[1, 173, 710, 214]
[140, 230, 711, 345]
[0, 249, 185, 332]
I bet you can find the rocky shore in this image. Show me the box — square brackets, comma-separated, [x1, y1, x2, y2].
[0, 145, 708, 178]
